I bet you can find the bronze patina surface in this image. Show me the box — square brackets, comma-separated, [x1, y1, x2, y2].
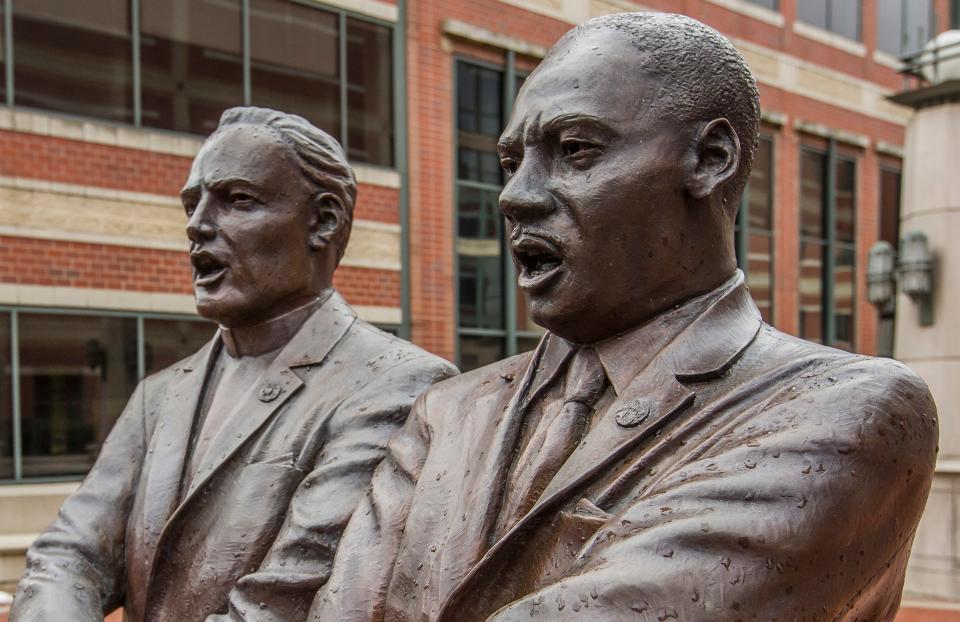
[10, 107, 457, 622]
[311, 13, 938, 621]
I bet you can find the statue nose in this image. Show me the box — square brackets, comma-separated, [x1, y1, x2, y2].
[499, 163, 553, 221]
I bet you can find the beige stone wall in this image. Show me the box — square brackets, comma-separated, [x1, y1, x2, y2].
[898, 102, 960, 602]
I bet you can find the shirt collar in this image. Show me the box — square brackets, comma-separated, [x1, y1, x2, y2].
[539, 273, 743, 396]
[219, 290, 332, 358]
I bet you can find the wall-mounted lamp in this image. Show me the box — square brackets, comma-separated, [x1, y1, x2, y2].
[899, 231, 935, 326]
[867, 241, 897, 314]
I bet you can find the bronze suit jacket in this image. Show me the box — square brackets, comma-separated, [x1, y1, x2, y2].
[11, 291, 457, 622]
[312, 278, 938, 622]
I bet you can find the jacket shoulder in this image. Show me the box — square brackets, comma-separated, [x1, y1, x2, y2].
[345, 317, 458, 377]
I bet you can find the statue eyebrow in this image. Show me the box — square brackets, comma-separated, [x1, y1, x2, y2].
[541, 113, 616, 137]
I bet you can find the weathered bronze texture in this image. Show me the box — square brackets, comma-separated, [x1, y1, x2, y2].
[10, 107, 457, 622]
[311, 13, 938, 621]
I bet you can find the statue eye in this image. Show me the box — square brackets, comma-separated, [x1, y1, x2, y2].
[230, 192, 256, 206]
[561, 139, 593, 157]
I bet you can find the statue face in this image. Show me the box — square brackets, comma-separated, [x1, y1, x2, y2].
[182, 124, 322, 328]
[498, 30, 704, 344]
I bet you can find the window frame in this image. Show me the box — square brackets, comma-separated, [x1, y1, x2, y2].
[453, 55, 539, 370]
[0, 0, 397, 167]
[797, 140, 859, 350]
[797, 0, 863, 41]
[0, 306, 211, 483]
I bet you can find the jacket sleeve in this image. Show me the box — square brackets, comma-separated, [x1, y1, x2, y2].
[10, 382, 148, 622]
[305, 376, 437, 622]
[208, 355, 455, 622]
[488, 358, 939, 622]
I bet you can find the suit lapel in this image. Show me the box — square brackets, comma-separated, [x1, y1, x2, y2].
[146, 291, 358, 594]
[438, 275, 763, 618]
[139, 339, 218, 574]
[452, 335, 568, 561]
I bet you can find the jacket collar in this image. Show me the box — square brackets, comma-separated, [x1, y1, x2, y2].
[438, 273, 762, 618]
[144, 291, 357, 596]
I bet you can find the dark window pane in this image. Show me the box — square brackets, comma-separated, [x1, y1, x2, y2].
[459, 335, 505, 372]
[457, 63, 503, 184]
[19, 315, 138, 478]
[517, 336, 543, 356]
[0, 314, 11, 479]
[13, 0, 132, 123]
[458, 186, 504, 330]
[800, 150, 826, 239]
[250, 0, 340, 141]
[879, 167, 902, 248]
[877, 0, 904, 55]
[830, 0, 861, 40]
[747, 233, 774, 323]
[144, 318, 216, 375]
[798, 0, 829, 29]
[0, 3, 6, 105]
[799, 241, 825, 343]
[747, 137, 774, 231]
[835, 157, 856, 244]
[347, 18, 393, 167]
[904, 0, 932, 56]
[833, 246, 856, 351]
[142, 0, 243, 135]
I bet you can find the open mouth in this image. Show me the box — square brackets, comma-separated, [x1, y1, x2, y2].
[512, 233, 564, 291]
[191, 251, 228, 287]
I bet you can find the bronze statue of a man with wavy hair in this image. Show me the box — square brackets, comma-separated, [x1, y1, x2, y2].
[312, 13, 937, 621]
[10, 107, 456, 622]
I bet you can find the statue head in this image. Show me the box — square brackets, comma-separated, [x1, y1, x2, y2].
[498, 12, 760, 344]
[182, 106, 357, 328]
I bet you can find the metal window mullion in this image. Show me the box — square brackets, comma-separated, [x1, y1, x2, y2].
[136, 315, 145, 380]
[824, 139, 838, 346]
[338, 11, 348, 152]
[131, 0, 141, 126]
[4, 0, 12, 107]
[10, 309, 20, 481]
[453, 60, 462, 365]
[394, 0, 410, 339]
[503, 50, 518, 357]
[242, 0, 251, 105]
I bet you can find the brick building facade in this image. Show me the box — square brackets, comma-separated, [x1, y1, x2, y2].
[0, 0, 957, 617]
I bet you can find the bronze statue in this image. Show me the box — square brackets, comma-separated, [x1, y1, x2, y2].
[10, 107, 457, 622]
[311, 13, 938, 621]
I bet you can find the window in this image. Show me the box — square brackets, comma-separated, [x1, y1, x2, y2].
[1, 310, 214, 482]
[346, 18, 394, 166]
[13, 0, 133, 123]
[876, 165, 902, 357]
[877, 0, 932, 57]
[798, 145, 857, 350]
[455, 60, 541, 371]
[798, 0, 862, 41]
[0, 1, 395, 166]
[736, 136, 775, 322]
[745, 0, 779, 10]
[249, 0, 340, 140]
[141, 0, 243, 135]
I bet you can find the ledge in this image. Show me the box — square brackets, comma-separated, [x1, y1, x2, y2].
[795, 118, 871, 148]
[875, 140, 904, 158]
[442, 19, 549, 59]
[793, 20, 867, 58]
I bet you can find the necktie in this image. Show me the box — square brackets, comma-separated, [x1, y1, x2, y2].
[502, 346, 607, 528]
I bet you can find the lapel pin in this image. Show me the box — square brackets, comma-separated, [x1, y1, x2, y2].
[615, 399, 652, 428]
[258, 384, 282, 402]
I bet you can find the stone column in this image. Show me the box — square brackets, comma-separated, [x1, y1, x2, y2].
[894, 84, 960, 604]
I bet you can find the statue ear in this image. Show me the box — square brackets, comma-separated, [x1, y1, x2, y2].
[685, 118, 741, 200]
[308, 192, 347, 252]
